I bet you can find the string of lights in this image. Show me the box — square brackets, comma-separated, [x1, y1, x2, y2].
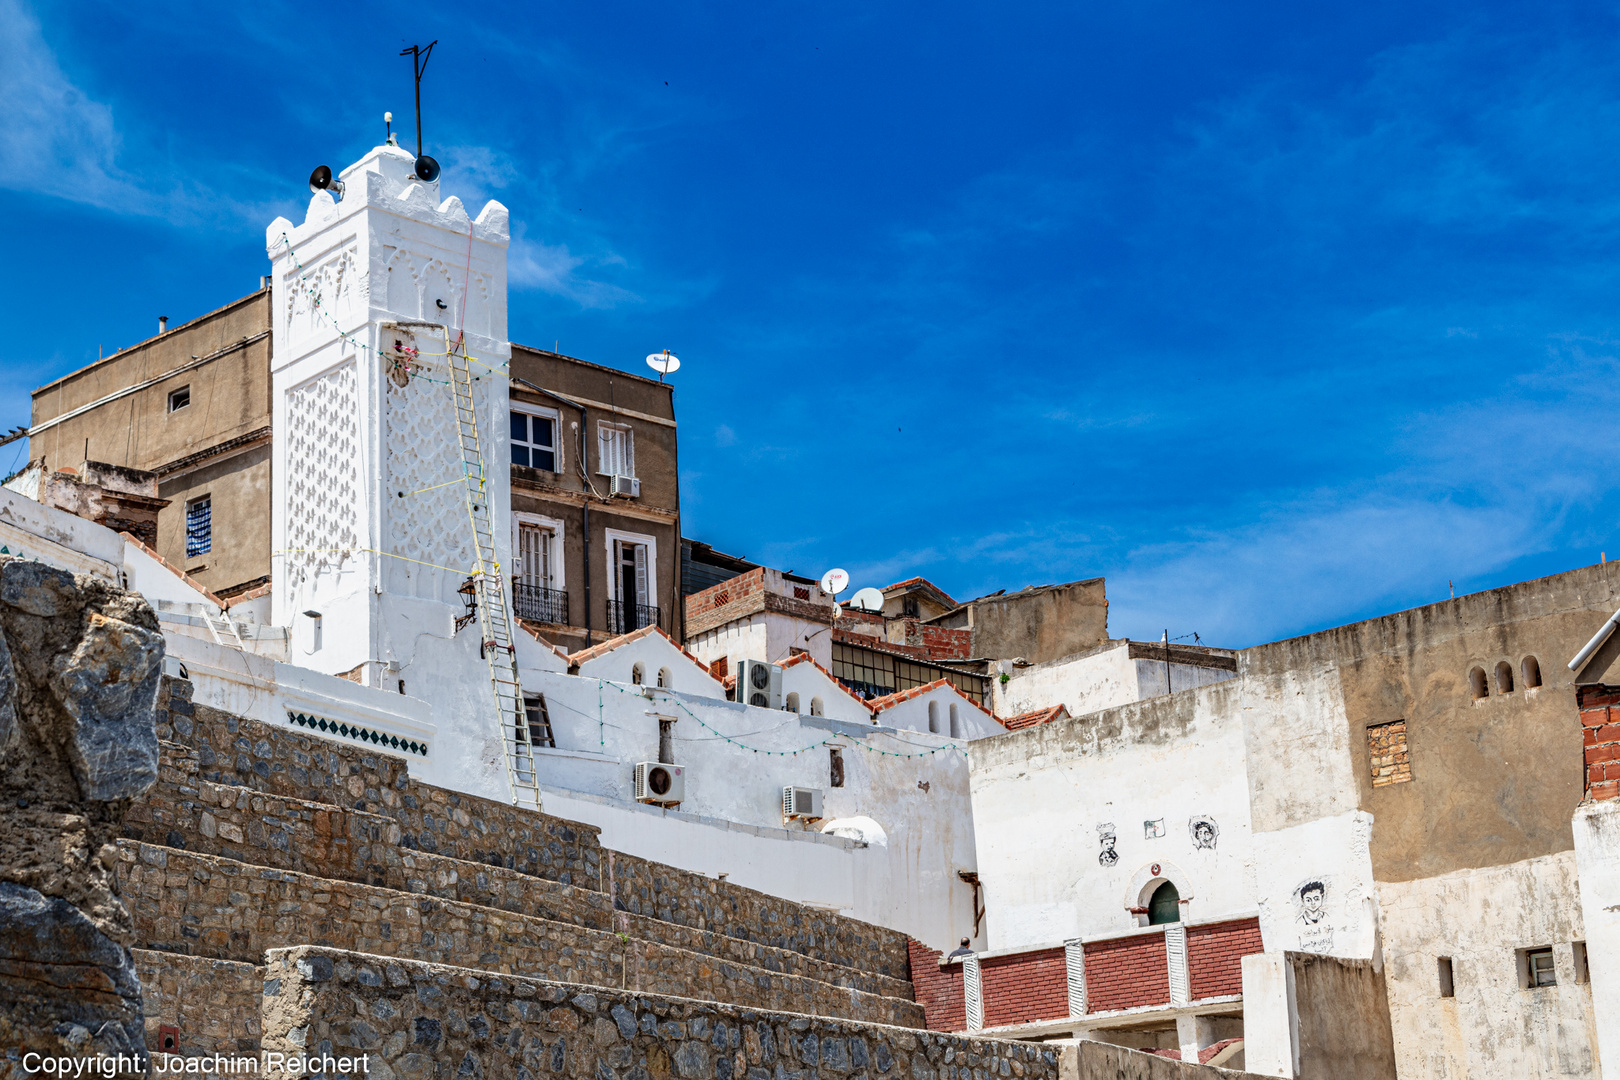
[594, 678, 966, 760]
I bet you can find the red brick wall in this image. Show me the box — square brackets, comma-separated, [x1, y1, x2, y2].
[1083, 932, 1169, 1013]
[1580, 685, 1620, 801]
[908, 939, 966, 1032]
[980, 947, 1069, 1027]
[1186, 918, 1263, 1000]
[685, 568, 764, 618]
[916, 624, 973, 662]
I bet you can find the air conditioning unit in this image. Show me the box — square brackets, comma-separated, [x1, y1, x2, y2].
[736, 659, 782, 709]
[634, 761, 684, 806]
[782, 786, 823, 821]
[610, 475, 640, 498]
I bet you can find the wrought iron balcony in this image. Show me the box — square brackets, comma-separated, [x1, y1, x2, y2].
[607, 600, 660, 636]
[513, 582, 569, 625]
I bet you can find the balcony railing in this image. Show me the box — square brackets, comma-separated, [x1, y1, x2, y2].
[513, 582, 569, 626]
[607, 600, 660, 636]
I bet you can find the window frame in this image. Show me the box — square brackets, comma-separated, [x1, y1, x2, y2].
[511, 512, 566, 591]
[168, 385, 191, 413]
[596, 420, 636, 478]
[511, 404, 561, 473]
[604, 528, 658, 608]
[184, 494, 212, 559]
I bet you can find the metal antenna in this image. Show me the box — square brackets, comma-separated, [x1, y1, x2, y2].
[400, 40, 438, 158]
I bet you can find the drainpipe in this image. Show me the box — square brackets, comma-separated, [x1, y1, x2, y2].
[1568, 606, 1620, 673]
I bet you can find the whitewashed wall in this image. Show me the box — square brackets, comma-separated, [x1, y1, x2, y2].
[1573, 800, 1620, 1080]
[992, 640, 1235, 721]
[968, 680, 1257, 951]
[1380, 851, 1596, 1080]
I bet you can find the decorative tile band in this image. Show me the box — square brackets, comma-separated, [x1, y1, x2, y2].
[286, 709, 428, 757]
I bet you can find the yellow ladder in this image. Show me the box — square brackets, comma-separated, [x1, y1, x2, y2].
[445, 336, 539, 809]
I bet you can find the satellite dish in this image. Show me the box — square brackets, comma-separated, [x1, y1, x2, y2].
[819, 568, 849, 596]
[646, 350, 681, 377]
[414, 155, 441, 182]
[308, 165, 345, 198]
[849, 587, 884, 613]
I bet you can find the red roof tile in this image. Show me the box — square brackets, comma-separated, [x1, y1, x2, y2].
[1002, 705, 1070, 731]
[566, 624, 725, 687]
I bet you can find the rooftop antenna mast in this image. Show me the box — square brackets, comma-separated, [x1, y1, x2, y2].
[400, 40, 438, 159]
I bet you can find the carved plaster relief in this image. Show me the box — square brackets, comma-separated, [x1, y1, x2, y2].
[285, 361, 360, 586]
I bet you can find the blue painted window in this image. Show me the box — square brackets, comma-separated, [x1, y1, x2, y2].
[185, 496, 211, 558]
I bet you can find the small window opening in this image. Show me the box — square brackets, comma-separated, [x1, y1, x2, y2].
[1521, 947, 1556, 988]
[1573, 941, 1589, 985]
[1437, 957, 1455, 998]
[524, 693, 556, 749]
[949, 703, 961, 738]
[305, 610, 323, 653]
[185, 495, 212, 558]
[928, 701, 940, 733]
[902, 596, 919, 618]
[785, 692, 800, 713]
[168, 386, 191, 412]
[1522, 656, 1542, 689]
[658, 718, 674, 764]
[631, 662, 644, 685]
[1148, 880, 1181, 925]
[1468, 667, 1489, 700]
[830, 747, 845, 788]
[810, 696, 824, 717]
[657, 667, 671, 689]
[1495, 661, 1515, 694]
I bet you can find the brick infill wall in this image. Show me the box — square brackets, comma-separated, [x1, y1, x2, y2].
[981, 947, 1068, 1027]
[908, 939, 966, 1032]
[1580, 684, 1620, 801]
[1082, 933, 1170, 1013]
[1186, 917, 1263, 1000]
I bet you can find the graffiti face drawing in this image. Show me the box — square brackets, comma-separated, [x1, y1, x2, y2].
[1097, 823, 1119, 867]
[1190, 817, 1218, 850]
[1298, 881, 1327, 924]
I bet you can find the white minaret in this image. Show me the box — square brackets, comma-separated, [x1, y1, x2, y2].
[265, 143, 513, 788]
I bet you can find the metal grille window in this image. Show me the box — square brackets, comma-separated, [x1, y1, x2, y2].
[185, 496, 212, 558]
[830, 641, 986, 704]
[511, 411, 557, 471]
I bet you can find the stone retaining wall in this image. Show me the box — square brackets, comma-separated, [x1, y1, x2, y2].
[260, 946, 1053, 1080]
[611, 851, 913, 980]
[122, 764, 912, 1000]
[133, 949, 263, 1058]
[118, 844, 923, 1028]
[155, 678, 603, 890]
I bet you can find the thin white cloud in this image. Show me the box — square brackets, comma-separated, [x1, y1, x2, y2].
[508, 233, 640, 308]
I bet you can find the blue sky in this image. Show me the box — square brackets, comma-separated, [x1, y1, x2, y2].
[3, 1, 1618, 647]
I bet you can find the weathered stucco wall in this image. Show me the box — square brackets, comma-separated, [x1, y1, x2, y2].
[261, 946, 1057, 1080]
[969, 680, 1256, 951]
[0, 558, 165, 1072]
[932, 579, 1109, 666]
[1378, 850, 1595, 1079]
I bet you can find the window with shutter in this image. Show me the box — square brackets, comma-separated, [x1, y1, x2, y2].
[597, 422, 634, 477]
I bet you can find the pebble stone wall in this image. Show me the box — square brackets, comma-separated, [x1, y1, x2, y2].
[260, 946, 1058, 1080]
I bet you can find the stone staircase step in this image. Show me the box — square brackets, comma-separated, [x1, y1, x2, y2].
[118, 842, 925, 1029]
[122, 772, 912, 1000]
[154, 677, 914, 985]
